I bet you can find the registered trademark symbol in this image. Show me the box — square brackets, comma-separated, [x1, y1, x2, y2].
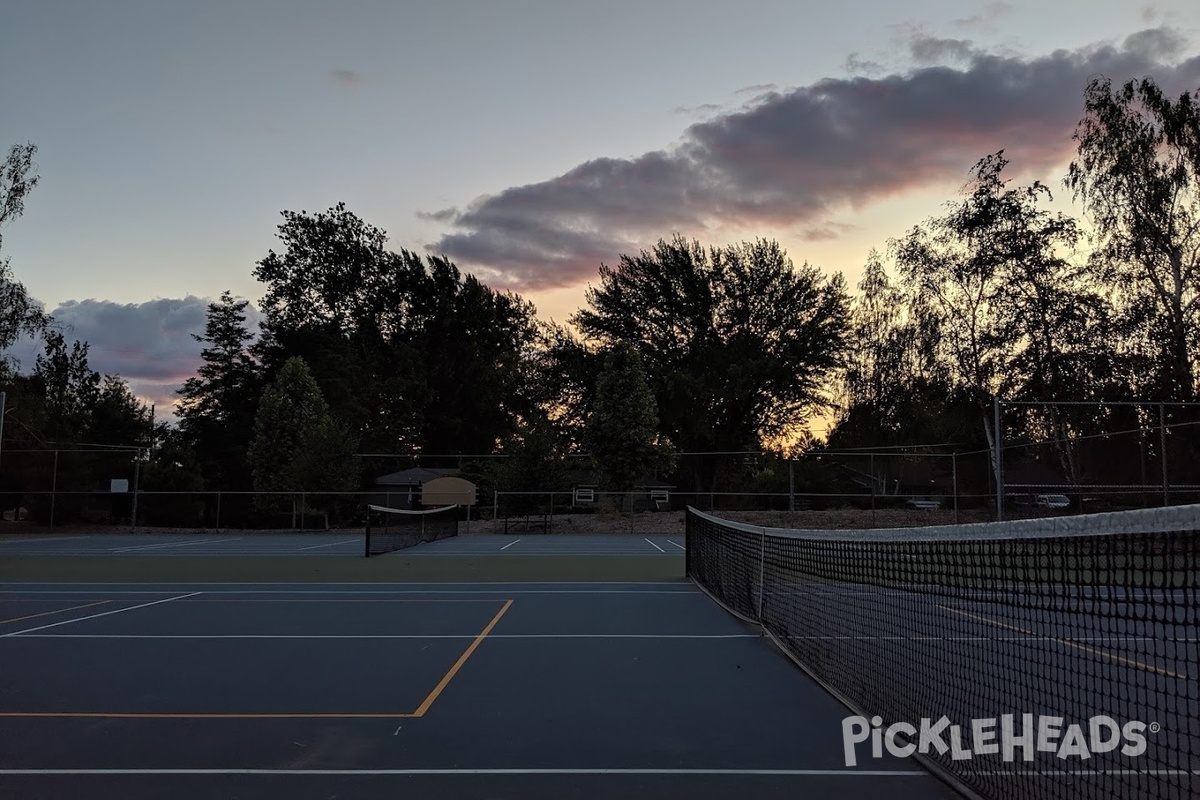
[1149, 722, 1161, 734]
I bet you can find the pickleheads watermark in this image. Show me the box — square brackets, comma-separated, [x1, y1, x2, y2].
[842, 715, 1153, 766]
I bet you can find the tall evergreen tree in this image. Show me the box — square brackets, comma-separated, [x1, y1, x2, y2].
[248, 357, 359, 501]
[585, 343, 671, 491]
[176, 291, 260, 489]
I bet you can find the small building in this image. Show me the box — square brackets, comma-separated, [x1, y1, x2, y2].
[368, 467, 458, 510]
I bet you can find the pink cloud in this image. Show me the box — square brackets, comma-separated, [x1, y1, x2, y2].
[427, 29, 1200, 291]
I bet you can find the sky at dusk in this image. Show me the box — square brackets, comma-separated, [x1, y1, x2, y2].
[2, 1, 1199, 418]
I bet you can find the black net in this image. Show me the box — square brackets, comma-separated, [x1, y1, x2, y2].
[686, 505, 1200, 800]
[364, 504, 459, 557]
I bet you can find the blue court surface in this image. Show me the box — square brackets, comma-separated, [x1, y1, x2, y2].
[0, 581, 961, 800]
[0, 532, 686, 556]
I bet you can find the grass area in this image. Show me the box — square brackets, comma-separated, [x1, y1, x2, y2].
[0, 555, 686, 583]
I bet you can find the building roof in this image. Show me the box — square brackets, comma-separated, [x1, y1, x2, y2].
[374, 467, 457, 486]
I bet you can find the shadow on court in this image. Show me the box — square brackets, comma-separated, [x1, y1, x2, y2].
[0, 583, 960, 800]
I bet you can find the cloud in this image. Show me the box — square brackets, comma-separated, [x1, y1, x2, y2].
[844, 53, 884, 76]
[908, 36, 976, 64]
[417, 207, 460, 223]
[674, 102, 723, 116]
[425, 28, 1200, 291]
[330, 69, 364, 88]
[3, 296, 262, 415]
[799, 222, 858, 242]
[736, 83, 778, 95]
[953, 2, 1014, 31]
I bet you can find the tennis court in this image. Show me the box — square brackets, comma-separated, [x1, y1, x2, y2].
[0, 581, 958, 800]
[0, 532, 686, 556]
[2, 503, 1196, 800]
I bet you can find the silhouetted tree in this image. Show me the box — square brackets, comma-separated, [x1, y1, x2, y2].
[1068, 76, 1200, 402]
[585, 343, 673, 492]
[176, 291, 261, 489]
[573, 236, 849, 491]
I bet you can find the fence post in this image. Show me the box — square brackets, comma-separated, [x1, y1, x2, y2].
[216, 492, 222, 533]
[788, 460, 794, 513]
[1160, 403, 1169, 507]
[952, 453, 959, 525]
[49, 449, 59, 529]
[994, 398, 1005, 522]
[869, 453, 876, 527]
[130, 453, 141, 530]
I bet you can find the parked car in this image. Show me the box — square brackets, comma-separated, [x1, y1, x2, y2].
[906, 498, 942, 510]
[1035, 494, 1070, 509]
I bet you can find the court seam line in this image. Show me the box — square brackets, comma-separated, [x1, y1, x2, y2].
[411, 598, 513, 717]
[293, 540, 362, 552]
[5, 633, 760, 640]
[1, 593, 201, 637]
[935, 604, 1190, 680]
[0, 600, 111, 625]
[0, 536, 91, 544]
[111, 538, 244, 554]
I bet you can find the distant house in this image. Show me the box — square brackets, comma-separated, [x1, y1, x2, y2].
[368, 467, 457, 510]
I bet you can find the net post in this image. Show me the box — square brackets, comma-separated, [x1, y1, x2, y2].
[364, 508, 372, 558]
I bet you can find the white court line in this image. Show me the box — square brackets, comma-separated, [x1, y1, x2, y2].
[294, 540, 360, 552]
[667, 539, 685, 550]
[0, 581, 689, 586]
[112, 538, 243, 554]
[0, 536, 90, 545]
[781, 634, 1200, 642]
[499, 539, 521, 551]
[3, 768, 1192, 777]
[1, 593, 201, 637]
[0, 768, 932, 777]
[9, 633, 761, 640]
[0, 589, 698, 596]
[644, 538, 665, 553]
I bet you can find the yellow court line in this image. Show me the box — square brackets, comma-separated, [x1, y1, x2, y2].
[0, 599, 515, 720]
[411, 599, 514, 718]
[937, 604, 1189, 681]
[0, 601, 110, 626]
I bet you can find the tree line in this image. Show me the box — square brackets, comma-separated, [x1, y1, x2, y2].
[1, 76, 1197, 524]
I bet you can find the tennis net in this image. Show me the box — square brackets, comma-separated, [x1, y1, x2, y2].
[363, 504, 459, 557]
[685, 505, 1199, 800]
